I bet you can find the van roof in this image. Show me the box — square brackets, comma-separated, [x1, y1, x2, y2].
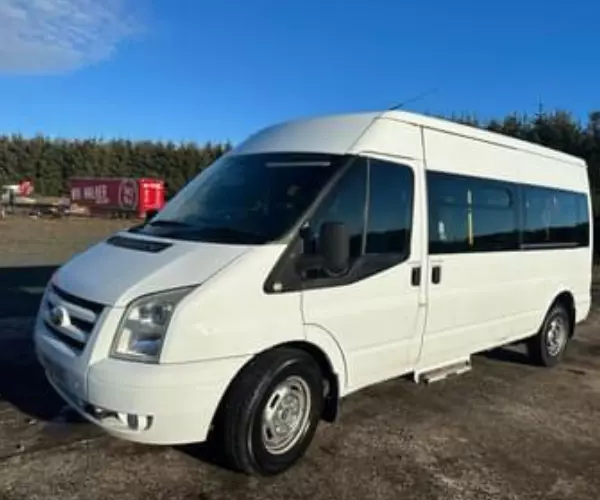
[239, 110, 586, 168]
[382, 109, 586, 167]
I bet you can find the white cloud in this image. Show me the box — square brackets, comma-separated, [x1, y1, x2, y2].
[0, 0, 143, 74]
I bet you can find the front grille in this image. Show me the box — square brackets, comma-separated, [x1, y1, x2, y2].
[50, 285, 104, 315]
[42, 284, 105, 354]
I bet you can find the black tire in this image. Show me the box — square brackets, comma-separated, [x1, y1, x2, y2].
[526, 302, 572, 367]
[219, 347, 324, 476]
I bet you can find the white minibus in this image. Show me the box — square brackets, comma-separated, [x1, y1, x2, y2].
[33, 110, 593, 475]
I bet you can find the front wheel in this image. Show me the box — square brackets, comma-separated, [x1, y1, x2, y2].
[526, 302, 572, 367]
[219, 348, 324, 476]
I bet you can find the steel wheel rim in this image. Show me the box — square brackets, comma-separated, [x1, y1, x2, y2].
[546, 315, 567, 357]
[261, 375, 312, 455]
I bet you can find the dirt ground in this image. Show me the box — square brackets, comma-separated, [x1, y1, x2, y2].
[1, 216, 600, 500]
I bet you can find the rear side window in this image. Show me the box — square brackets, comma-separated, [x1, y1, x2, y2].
[522, 187, 590, 247]
[428, 170, 590, 254]
[428, 172, 519, 254]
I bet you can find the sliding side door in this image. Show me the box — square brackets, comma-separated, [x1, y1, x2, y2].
[419, 170, 522, 368]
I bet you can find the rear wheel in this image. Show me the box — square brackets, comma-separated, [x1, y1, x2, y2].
[526, 302, 572, 367]
[219, 348, 324, 476]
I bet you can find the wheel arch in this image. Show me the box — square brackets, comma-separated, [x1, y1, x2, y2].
[549, 290, 576, 337]
[279, 339, 342, 423]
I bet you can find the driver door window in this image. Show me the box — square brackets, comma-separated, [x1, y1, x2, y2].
[304, 159, 367, 264]
[302, 157, 414, 287]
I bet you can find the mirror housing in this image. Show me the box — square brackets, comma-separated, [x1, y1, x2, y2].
[319, 222, 349, 275]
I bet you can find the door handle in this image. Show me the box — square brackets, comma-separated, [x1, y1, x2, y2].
[411, 266, 421, 287]
[432, 265, 442, 284]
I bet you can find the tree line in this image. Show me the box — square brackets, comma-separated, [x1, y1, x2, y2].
[0, 136, 232, 198]
[0, 110, 598, 207]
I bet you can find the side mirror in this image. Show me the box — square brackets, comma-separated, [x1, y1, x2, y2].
[319, 222, 349, 275]
[145, 209, 159, 223]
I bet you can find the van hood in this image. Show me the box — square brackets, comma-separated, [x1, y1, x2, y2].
[52, 232, 252, 307]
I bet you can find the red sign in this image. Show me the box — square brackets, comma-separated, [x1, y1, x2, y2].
[69, 177, 165, 218]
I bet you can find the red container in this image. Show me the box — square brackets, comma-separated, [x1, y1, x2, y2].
[69, 177, 165, 218]
[18, 180, 34, 196]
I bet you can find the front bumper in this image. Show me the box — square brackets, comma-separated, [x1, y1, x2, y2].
[35, 317, 250, 445]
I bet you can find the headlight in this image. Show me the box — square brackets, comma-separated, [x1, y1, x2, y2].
[111, 287, 194, 363]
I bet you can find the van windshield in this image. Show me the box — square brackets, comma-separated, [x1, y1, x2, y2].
[131, 152, 347, 244]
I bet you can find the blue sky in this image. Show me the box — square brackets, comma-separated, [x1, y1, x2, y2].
[0, 0, 598, 145]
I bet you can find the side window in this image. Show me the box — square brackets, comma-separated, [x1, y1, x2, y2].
[366, 159, 414, 256]
[305, 159, 367, 261]
[301, 157, 414, 284]
[471, 181, 518, 252]
[523, 187, 590, 247]
[428, 174, 470, 253]
[428, 172, 518, 254]
[575, 193, 590, 247]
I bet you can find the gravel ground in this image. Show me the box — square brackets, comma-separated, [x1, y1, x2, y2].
[0, 216, 599, 500]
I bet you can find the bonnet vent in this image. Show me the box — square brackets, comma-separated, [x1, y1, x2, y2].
[106, 235, 173, 253]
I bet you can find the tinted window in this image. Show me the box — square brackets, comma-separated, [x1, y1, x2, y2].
[471, 181, 518, 252]
[366, 159, 414, 255]
[575, 193, 590, 246]
[428, 174, 470, 253]
[522, 186, 590, 247]
[301, 157, 414, 283]
[133, 152, 345, 244]
[428, 172, 518, 254]
[305, 159, 367, 260]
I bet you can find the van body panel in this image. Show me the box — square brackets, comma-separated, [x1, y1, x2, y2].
[513, 249, 591, 330]
[85, 355, 250, 444]
[52, 233, 251, 307]
[302, 262, 424, 391]
[303, 324, 349, 394]
[44, 351, 250, 445]
[424, 127, 521, 183]
[423, 127, 588, 192]
[159, 245, 306, 363]
[419, 252, 533, 365]
[386, 110, 585, 167]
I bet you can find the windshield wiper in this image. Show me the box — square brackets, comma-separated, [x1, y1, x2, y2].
[137, 220, 268, 244]
[207, 226, 265, 239]
[147, 219, 191, 227]
[172, 225, 268, 244]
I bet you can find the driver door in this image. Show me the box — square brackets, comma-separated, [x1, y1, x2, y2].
[300, 155, 426, 392]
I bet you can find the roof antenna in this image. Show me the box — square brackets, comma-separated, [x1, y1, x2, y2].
[388, 87, 439, 111]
